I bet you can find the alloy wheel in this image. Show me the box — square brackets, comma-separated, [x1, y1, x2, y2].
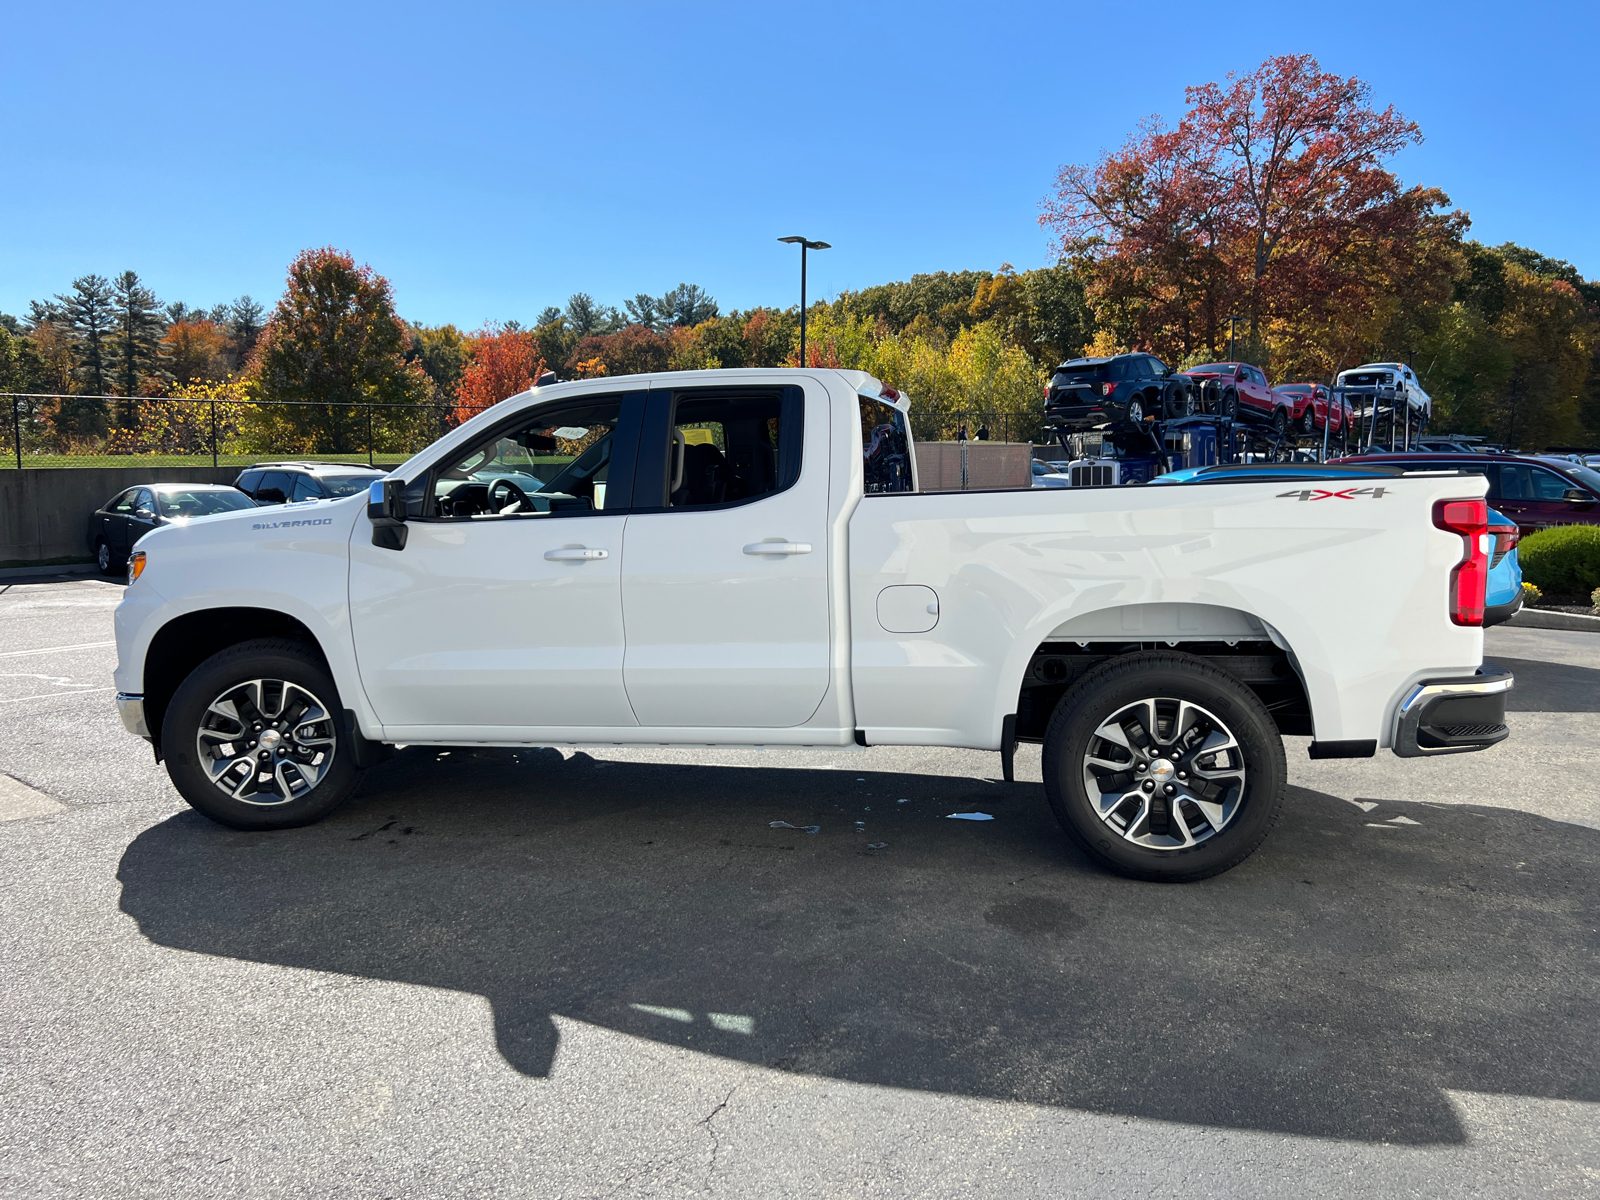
[1080, 697, 1247, 850]
[196, 678, 339, 806]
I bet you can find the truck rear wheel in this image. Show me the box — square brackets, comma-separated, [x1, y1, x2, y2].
[161, 638, 364, 830]
[1040, 652, 1286, 881]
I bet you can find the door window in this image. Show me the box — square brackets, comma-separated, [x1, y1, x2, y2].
[255, 472, 292, 503]
[430, 397, 628, 519]
[641, 387, 802, 509]
[290, 474, 324, 502]
[859, 397, 912, 494]
[1494, 465, 1571, 501]
[133, 489, 156, 518]
[1145, 357, 1168, 378]
[110, 489, 139, 515]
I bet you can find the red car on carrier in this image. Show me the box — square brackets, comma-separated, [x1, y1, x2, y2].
[1272, 382, 1353, 436]
[1180, 362, 1288, 432]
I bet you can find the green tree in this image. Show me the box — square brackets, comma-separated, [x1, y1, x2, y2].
[110, 270, 168, 418]
[243, 247, 430, 453]
[409, 323, 470, 400]
[563, 293, 621, 337]
[227, 296, 266, 370]
[57, 274, 115, 398]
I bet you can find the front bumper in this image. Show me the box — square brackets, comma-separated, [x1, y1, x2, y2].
[1393, 664, 1513, 757]
[116, 693, 151, 740]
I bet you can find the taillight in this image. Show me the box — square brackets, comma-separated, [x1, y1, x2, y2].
[1102, 382, 1117, 396]
[1434, 498, 1488, 626]
[1487, 520, 1519, 568]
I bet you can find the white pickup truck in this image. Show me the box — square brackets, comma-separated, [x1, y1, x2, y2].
[112, 368, 1512, 881]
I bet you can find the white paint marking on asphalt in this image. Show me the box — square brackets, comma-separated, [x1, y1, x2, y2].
[630, 1004, 693, 1023]
[0, 687, 116, 705]
[0, 773, 66, 820]
[707, 1013, 755, 1035]
[0, 641, 116, 659]
[1387, 815, 1422, 825]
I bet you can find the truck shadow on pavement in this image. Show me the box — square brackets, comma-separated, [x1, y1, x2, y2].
[1493, 656, 1600, 712]
[117, 748, 1599, 1146]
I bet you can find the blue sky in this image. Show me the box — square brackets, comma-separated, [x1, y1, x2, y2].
[2, 0, 1595, 327]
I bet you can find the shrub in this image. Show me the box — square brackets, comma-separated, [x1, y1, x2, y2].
[1591, 586, 1600, 612]
[1516, 525, 1600, 596]
[1521, 581, 1543, 605]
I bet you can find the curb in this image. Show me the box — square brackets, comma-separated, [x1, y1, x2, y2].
[0, 563, 102, 582]
[1506, 607, 1600, 633]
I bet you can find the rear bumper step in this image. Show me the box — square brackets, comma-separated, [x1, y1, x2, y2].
[1393, 664, 1513, 758]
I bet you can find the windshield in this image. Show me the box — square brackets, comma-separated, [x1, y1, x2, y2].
[322, 475, 382, 498]
[1187, 363, 1237, 375]
[155, 489, 257, 518]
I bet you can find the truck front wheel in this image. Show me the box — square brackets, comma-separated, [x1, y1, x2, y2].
[161, 638, 364, 830]
[1041, 652, 1286, 881]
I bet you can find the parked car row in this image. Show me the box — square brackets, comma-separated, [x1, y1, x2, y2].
[87, 461, 387, 573]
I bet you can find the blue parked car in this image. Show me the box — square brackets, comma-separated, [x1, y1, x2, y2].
[1484, 507, 1522, 627]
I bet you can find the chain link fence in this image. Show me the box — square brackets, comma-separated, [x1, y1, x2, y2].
[1, 393, 496, 469]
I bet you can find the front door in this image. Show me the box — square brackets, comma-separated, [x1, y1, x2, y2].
[620, 382, 832, 728]
[349, 391, 645, 733]
[1492, 462, 1584, 534]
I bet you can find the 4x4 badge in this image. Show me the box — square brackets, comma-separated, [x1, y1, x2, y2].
[1276, 486, 1387, 501]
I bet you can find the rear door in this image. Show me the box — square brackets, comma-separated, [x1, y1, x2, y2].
[619, 381, 831, 728]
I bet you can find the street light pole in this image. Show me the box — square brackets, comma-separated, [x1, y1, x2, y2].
[778, 236, 830, 367]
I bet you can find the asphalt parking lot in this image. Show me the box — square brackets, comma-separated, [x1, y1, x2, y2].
[1, 575, 1596, 1198]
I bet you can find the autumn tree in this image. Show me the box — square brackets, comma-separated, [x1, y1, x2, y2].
[455, 325, 545, 422]
[563, 325, 669, 378]
[163, 319, 230, 384]
[244, 247, 430, 453]
[1042, 54, 1464, 377]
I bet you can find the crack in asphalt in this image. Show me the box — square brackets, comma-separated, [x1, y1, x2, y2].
[698, 1085, 737, 1188]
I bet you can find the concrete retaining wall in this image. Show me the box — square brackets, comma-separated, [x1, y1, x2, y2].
[1, 467, 241, 565]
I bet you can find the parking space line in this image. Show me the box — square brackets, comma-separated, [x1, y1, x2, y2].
[0, 687, 116, 705]
[0, 642, 117, 659]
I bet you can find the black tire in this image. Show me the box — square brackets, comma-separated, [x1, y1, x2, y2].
[1271, 406, 1289, 439]
[1040, 652, 1286, 882]
[161, 637, 364, 830]
[95, 539, 117, 575]
[1126, 396, 1145, 424]
[1162, 382, 1188, 420]
[1220, 389, 1238, 420]
[1300, 407, 1316, 436]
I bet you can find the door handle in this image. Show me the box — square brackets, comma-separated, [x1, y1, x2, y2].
[544, 547, 609, 561]
[743, 542, 812, 556]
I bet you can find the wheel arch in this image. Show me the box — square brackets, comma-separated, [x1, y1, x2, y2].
[142, 608, 328, 756]
[1007, 602, 1313, 745]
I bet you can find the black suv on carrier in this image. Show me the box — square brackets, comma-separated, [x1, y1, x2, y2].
[1046, 354, 1195, 430]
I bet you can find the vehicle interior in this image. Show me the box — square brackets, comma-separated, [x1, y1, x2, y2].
[665, 392, 785, 507]
[431, 400, 621, 518]
[155, 489, 257, 518]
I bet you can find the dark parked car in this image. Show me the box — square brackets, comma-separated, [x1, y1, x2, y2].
[1045, 353, 1194, 429]
[88, 484, 258, 574]
[1331, 451, 1600, 536]
[234, 461, 388, 504]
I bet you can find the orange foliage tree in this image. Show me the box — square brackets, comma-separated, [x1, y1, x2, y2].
[455, 325, 545, 422]
[163, 319, 230, 385]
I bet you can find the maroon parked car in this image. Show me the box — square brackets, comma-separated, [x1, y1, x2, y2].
[1332, 451, 1600, 536]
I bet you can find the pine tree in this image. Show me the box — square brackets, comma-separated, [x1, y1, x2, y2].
[57, 275, 115, 397]
[111, 270, 167, 420]
[227, 295, 265, 369]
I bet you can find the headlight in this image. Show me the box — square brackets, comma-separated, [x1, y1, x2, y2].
[128, 550, 147, 584]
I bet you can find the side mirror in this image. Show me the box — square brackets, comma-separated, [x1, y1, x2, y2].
[368, 478, 407, 526]
[368, 478, 409, 550]
[134, 507, 155, 520]
[1563, 488, 1593, 505]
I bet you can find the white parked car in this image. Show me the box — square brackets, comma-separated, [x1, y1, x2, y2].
[113, 368, 1510, 882]
[1031, 460, 1072, 488]
[1336, 362, 1433, 422]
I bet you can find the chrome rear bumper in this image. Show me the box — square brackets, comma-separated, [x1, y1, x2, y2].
[1393, 664, 1512, 758]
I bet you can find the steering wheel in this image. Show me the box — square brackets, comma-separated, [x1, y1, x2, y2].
[488, 478, 534, 514]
